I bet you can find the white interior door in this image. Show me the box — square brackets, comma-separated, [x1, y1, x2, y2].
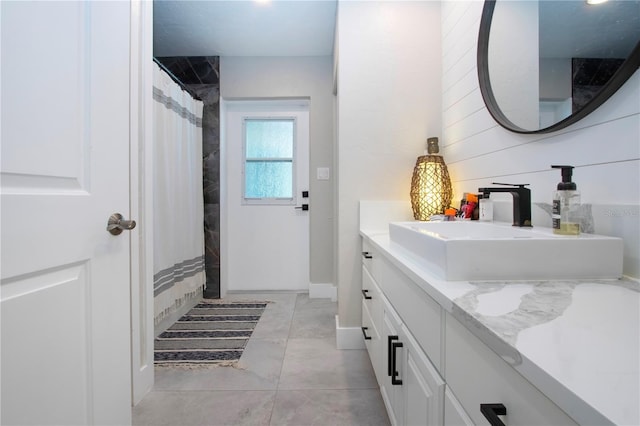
[223, 100, 310, 292]
[1, 2, 133, 425]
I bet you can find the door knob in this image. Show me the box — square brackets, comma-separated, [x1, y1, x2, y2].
[107, 213, 137, 235]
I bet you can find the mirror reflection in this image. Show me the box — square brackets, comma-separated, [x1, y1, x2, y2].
[482, 0, 640, 133]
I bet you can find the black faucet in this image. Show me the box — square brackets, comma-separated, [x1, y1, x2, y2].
[478, 183, 532, 227]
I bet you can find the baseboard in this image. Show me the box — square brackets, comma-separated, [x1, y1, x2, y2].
[335, 315, 366, 349]
[309, 283, 337, 301]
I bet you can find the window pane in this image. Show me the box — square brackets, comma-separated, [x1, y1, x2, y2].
[245, 161, 293, 198]
[246, 120, 294, 158]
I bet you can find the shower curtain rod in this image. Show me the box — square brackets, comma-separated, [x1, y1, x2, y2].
[153, 57, 201, 101]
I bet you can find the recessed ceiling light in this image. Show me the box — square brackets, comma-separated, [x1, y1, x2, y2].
[586, 0, 608, 5]
[255, 0, 271, 4]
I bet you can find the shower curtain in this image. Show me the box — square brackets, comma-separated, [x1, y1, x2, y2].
[152, 62, 205, 327]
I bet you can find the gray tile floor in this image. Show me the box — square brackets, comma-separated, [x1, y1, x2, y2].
[133, 292, 390, 426]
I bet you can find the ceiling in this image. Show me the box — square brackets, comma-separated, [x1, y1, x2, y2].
[153, 0, 338, 57]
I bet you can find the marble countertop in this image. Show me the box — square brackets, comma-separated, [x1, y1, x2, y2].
[361, 228, 640, 426]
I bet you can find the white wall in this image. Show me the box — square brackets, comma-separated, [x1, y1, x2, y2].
[336, 1, 442, 328]
[488, 0, 539, 130]
[220, 56, 335, 286]
[442, 1, 640, 278]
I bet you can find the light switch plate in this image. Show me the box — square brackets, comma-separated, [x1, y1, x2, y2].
[317, 167, 330, 180]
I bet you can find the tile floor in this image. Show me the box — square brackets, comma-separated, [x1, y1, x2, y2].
[133, 292, 391, 426]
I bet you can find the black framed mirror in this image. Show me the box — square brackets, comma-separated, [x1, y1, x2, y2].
[478, 0, 640, 134]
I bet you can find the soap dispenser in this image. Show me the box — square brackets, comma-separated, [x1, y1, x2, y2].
[551, 165, 581, 235]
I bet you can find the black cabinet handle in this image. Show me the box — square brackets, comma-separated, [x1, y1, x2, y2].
[391, 341, 403, 385]
[361, 327, 372, 340]
[362, 251, 373, 259]
[480, 404, 506, 426]
[387, 335, 398, 376]
[362, 289, 372, 300]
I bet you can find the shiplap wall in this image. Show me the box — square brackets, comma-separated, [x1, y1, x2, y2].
[441, 1, 640, 278]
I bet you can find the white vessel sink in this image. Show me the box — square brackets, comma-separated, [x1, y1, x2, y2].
[389, 221, 623, 281]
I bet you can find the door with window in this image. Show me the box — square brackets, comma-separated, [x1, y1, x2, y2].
[224, 100, 309, 292]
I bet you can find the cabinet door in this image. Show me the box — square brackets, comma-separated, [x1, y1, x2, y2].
[381, 302, 404, 426]
[444, 386, 475, 426]
[402, 324, 445, 426]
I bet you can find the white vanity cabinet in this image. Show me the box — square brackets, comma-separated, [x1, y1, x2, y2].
[362, 240, 445, 426]
[361, 235, 580, 426]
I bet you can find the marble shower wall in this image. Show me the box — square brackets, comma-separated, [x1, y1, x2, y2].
[155, 56, 221, 298]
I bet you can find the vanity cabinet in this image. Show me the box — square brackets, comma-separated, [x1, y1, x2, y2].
[362, 241, 445, 426]
[361, 236, 579, 426]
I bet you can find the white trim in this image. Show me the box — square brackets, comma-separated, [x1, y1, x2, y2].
[130, 0, 154, 406]
[309, 283, 337, 301]
[335, 315, 366, 350]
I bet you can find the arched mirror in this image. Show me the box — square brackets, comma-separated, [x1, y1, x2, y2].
[478, 0, 640, 134]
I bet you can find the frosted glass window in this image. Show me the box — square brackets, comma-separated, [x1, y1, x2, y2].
[245, 120, 294, 158]
[243, 119, 295, 202]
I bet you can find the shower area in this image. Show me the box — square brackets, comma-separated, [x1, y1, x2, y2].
[152, 57, 221, 333]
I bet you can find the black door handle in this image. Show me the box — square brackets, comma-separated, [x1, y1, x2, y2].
[362, 289, 372, 300]
[391, 341, 403, 385]
[387, 335, 398, 376]
[361, 327, 372, 340]
[362, 251, 373, 259]
[294, 204, 309, 211]
[480, 403, 506, 426]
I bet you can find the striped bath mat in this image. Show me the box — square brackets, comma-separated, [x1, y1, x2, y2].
[154, 301, 267, 366]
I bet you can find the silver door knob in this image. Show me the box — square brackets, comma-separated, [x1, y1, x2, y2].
[107, 213, 137, 235]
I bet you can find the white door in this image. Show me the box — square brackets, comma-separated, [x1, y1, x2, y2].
[1, 2, 133, 425]
[223, 100, 310, 292]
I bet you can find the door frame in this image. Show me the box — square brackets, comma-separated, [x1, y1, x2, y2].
[130, 0, 155, 405]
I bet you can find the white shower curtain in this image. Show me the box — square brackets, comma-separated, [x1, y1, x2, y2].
[152, 62, 205, 327]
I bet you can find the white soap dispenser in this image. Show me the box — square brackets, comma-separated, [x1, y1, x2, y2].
[551, 165, 581, 235]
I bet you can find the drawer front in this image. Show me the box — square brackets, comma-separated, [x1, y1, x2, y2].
[362, 266, 382, 331]
[378, 255, 442, 372]
[362, 238, 382, 282]
[362, 238, 374, 273]
[362, 300, 384, 386]
[445, 313, 578, 426]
